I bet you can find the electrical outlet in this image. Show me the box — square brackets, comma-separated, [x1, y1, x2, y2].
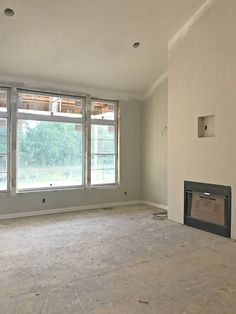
[42, 198, 46, 203]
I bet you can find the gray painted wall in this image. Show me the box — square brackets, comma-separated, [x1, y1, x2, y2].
[142, 80, 168, 205]
[168, 0, 236, 238]
[0, 99, 142, 215]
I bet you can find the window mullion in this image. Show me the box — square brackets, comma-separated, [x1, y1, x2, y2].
[17, 112, 83, 124]
[91, 119, 116, 126]
[86, 96, 91, 188]
[10, 87, 17, 195]
[0, 112, 9, 118]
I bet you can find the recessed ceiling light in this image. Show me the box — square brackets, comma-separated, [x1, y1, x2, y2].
[133, 42, 140, 48]
[4, 8, 15, 17]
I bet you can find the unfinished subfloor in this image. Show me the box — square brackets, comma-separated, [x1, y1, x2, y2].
[1, 205, 236, 314]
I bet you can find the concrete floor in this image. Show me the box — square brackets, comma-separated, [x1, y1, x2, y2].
[0, 205, 236, 314]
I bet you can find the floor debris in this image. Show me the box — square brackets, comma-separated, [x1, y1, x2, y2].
[138, 300, 149, 305]
[153, 211, 167, 220]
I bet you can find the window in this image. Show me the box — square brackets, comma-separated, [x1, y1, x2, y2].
[16, 91, 85, 190]
[0, 87, 119, 193]
[0, 88, 9, 191]
[90, 99, 118, 185]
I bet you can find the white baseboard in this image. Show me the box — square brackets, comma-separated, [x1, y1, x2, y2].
[0, 200, 142, 220]
[141, 200, 168, 211]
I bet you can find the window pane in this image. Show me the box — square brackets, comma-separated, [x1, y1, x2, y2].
[0, 90, 7, 112]
[91, 155, 115, 170]
[0, 174, 7, 190]
[0, 119, 7, 154]
[91, 169, 115, 185]
[0, 155, 7, 172]
[91, 100, 115, 120]
[91, 125, 115, 154]
[0, 118, 7, 190]
[17, 120, 83, 190]
[91, 124, 116, 185]
[18, 92, 84, 117]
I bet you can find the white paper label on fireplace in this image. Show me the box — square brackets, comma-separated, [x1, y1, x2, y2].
[191, 193, 225, 226]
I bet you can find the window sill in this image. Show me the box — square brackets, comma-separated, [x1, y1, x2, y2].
[89, 184, 120, 190]
[15, 184, 120, 194]
[16, 185, 84, 194]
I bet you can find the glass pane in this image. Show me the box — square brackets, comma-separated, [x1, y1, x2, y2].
[91, 125, 115, 154]
[0, 90, 7, 112]
[91, 155, 115, 170]
[0, 173, 7, 190]
[91, 155, 115, 185]
[91, 169, 115, 185]
[91, 100, 116, 120]
[0, 155, 7, 172]
[0, 119, 7, 154]
[0, 118, 7, 190]
[17, 120, 83, 190]
[18, 92, 84, 117]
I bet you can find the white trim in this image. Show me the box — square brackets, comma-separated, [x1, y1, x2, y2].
[168, 0, 217, 50]
[0, 200, 142, 220]
[142, 200, 168, 211]
[142, 72, 168, 101]
[17, 112, 83, 123]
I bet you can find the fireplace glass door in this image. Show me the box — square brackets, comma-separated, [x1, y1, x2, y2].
[184, 181, 231, 238]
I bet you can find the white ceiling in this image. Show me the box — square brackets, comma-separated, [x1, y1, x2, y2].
[0, 0, 205, 96]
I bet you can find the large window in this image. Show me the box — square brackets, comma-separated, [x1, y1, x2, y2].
[16, 91, 85, 191]
[0, 88, 119, 193]
[0, 88, 9, 191]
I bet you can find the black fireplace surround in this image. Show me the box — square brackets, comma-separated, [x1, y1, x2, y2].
[184, 181, 231, 238]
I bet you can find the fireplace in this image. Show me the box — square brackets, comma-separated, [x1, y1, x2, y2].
[184, 181, 231, 238]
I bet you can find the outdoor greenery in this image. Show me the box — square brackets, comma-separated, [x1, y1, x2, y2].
[0, 119, 7, 154]
[18, 121, 83, 167]
[17, 121, 83, 188]
[0, 121, 117, 190]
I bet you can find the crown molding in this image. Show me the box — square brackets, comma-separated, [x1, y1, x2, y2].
[168, 0, 217, 51]
[141, 71, 168, 101]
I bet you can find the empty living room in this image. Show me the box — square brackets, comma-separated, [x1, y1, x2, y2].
[1, 0, 236, 313]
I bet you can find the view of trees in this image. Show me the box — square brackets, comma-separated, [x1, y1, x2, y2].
[17, 121, 116, 188]
[17, 121, 83, 188]
[18, 121, 83, 167]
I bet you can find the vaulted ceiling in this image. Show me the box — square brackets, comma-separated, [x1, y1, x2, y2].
[0, 0, 205, 96]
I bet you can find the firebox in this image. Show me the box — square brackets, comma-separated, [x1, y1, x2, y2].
[184, 181, 231, 238]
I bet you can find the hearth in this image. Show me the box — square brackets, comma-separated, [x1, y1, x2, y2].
[184, 181, 231, 238]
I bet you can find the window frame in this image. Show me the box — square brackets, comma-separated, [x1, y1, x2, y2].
[0, 85, 120, 194]
[89, 98, 119, 187]
[16, 89, 86, 192]
[0, 87, 10, 193]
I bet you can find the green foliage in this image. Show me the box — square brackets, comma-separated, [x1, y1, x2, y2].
[0, 123, 7, 154]
[18, 121, 83, 168]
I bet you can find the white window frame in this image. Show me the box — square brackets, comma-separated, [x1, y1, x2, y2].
[0, 85, 120, 194]
[15, 89, 86, 192]
[88, 98, 119, 187]
[0, 87, 10, 192]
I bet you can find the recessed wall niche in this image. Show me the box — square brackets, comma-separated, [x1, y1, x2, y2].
[198, 115, 215, 138]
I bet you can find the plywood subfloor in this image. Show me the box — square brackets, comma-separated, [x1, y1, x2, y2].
[0, 205, 236, 314]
